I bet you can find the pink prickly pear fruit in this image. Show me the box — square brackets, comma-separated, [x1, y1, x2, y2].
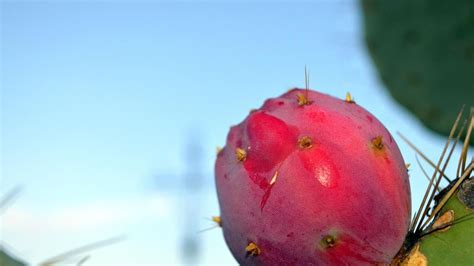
[215, 89, 411, 265]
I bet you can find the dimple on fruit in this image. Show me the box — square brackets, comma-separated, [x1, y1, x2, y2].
[215, 88, 411, 265]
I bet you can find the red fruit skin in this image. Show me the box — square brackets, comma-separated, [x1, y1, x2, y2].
[215, 89, 411, 265]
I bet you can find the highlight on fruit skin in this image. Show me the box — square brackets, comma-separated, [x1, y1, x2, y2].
[215, 88, 411, 265]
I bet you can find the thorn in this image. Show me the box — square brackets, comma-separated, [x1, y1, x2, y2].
[235, 148, 247, 162]
[398, 132, 452, 182]
[304, 65, 311, 90]
[415, 155, 441, 192]
[345, 92, 355, 103]
[245, 242, 261, 257]
[371, 136, 384, 150]
[38, 236, 125, 266]
[457, 110, 473, 177]
[77, 255, 91, 266]
[422, 162, 473, 230]
[299, 66, 312, 106]
[212, 216, 222, 227]
[409, 211, 418, 231]
[216, 146, 223, 155]
[197, 225, 219, 233]
[298, 136, 313, 149]
[270, 171, 278, 185]
[414, 108, 466, 232]
[0, 186, 22, 212]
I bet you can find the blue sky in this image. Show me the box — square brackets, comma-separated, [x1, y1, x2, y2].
[1, 1, 468, 265]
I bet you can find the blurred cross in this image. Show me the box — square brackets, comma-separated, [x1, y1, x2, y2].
[154, 129, 206, 264]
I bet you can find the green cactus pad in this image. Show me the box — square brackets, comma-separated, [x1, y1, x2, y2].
[407, 179, 474, 265]
[361, 0, 474, 143]
[0, 247, 27, 266]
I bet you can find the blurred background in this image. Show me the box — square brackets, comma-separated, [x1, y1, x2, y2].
[1, 0, 471, 265]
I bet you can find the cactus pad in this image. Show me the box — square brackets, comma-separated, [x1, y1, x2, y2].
[361, 0, 474, 142]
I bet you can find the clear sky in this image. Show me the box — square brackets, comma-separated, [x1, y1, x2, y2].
[1, 1, 468, 265]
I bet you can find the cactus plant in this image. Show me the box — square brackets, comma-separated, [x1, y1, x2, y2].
[361, 0, 474, 143]
[393, 111, 473, 265]
[406, 179, 474, 265]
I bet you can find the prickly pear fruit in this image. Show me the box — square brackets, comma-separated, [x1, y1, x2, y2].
[215, 89, 411, 265]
